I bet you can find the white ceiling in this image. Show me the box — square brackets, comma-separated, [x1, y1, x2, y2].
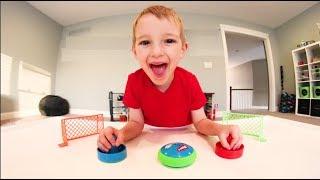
[226, 32, 265, 68]
[27, 1, 318, 28]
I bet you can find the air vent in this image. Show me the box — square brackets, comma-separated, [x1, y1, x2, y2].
[68, 27, 91, 36]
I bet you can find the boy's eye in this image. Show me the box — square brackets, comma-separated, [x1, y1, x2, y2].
[165, 39, 176, 44]
[139, 40, 150, 46]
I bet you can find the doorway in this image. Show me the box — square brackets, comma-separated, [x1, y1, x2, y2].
[220, 24, 276, 112]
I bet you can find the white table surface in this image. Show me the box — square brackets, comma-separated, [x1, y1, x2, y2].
[1, 115, 320, 178]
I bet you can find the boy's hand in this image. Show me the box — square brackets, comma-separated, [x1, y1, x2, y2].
[217, 124, 242, 150]
[97, 126, 125, 152]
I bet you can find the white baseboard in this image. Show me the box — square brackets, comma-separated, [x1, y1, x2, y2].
[70, 109, 225, 120]
[251, 106, 269, 109]
[1, 109, 227, 121]
[1, 110, 41, 120]
[1, 109, 110, 121]
[70, 109, 110, 118]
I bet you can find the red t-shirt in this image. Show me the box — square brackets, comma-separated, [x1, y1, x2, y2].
[123, 67, 207, 127]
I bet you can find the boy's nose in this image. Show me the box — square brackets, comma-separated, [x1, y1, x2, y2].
[150, 44, 164, 57]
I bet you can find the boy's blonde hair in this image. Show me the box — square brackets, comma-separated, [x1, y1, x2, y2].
[132, 5, 186, 47]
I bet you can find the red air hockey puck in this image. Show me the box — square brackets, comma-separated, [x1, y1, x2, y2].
[215, 135, 244, 159]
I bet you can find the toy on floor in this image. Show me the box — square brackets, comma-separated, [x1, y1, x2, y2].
[279, 66, 296, 113]
[222, 112, 267, 142]
[158, 142, 196, 168]
[58, 114, 104, 147]
[97, 134, 127, 163]
[215, 135, 244, 159]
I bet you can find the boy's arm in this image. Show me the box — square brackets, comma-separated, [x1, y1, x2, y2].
[191, 107, 222, 136]
[119, 107, 144, 143]
[191, 107, 242, 150]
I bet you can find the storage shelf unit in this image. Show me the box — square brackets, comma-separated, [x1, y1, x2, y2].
[292, 41, 320, 118]
[204, 92, 215, 120]
[108, 91, 128, 121]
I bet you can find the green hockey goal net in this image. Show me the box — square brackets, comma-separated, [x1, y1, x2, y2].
[222, 112, 266, 142]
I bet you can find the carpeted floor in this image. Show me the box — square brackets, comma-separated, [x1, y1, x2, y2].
[232, 109, 320, 126]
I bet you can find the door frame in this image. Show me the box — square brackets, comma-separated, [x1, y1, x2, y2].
[220, 24, 276, 112]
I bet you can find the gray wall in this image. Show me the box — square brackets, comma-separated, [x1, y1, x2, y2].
[1, 1, 62, 113]
[228, 61, 253, 89]
[252, 59, 268, 106]
[275, 2, 320, 94]
[228, 59, 268, 107]
[229, 59, 268, 107]
[55, 11, 280, 112]
[2, 2, 318, 114]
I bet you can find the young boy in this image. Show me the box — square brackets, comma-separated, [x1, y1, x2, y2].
[98, 5, 242, 152]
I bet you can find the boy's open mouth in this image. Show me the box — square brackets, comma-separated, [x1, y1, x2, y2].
[149, 63, 168, 78]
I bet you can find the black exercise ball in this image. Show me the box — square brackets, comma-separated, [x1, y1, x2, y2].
[39, 95, 70, 116]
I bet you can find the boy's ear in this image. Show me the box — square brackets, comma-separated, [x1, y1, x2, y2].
[131, 46, 137, 58]
[181, 41, 189, 58]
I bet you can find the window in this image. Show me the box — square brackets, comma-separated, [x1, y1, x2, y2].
[1, 53, 13, 95]
[18, 61, 51, 111]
